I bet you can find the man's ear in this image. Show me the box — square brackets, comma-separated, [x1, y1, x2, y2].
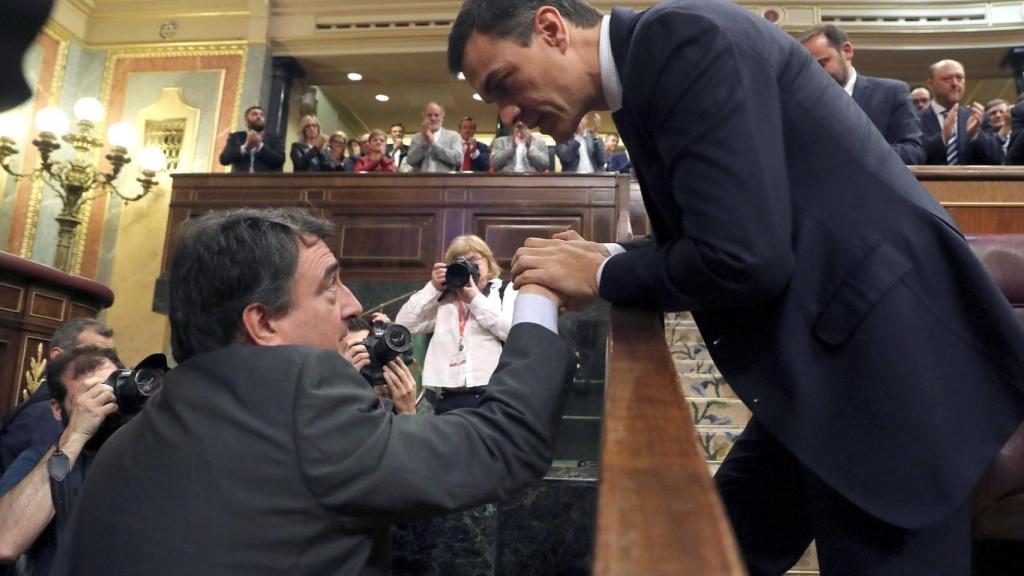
[842, 41, 855, 63]
[241, 303, 283, 346]
[535, 6, 569, 52]
[49, 399, 62, 422]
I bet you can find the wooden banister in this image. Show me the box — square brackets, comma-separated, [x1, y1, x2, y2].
[595, 307, 745, 575]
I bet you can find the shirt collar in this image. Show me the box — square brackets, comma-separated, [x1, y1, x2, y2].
[843, 68, 858, 97]
[599, 15, 623, 113]
[931, 100, 951, 117]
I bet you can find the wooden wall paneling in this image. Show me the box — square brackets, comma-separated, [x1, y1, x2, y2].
[0, 327, 17, 410]
[332, 210, 438, 280]
[28, 289, 68, 325]
[0, 283, 25, 315]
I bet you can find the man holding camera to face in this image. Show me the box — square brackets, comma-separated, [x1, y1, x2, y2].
[396, 235, 517, 414]
[51, 209, 573, 575]
[0, 346, 124, 575]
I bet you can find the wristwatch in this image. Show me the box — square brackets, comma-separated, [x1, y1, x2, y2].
[47, 443, 71, 482]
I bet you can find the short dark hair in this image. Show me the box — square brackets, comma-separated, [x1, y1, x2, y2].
[347, 316, 372, 333]
[48, 318, 113, 355]
[460, 116, 477, 128]
[448, 0, 602, 74]
[799, 24, 849, 54]
[168, 208, 336, 363]
[390, 123, 405, 131]
[244, 105, 264, 117]
[47, 345, 124, 409]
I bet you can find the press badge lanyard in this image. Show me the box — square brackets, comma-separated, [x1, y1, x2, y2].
[456, 302, 469, 352]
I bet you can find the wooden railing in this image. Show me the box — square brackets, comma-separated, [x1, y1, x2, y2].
[596, 306, 746, 575]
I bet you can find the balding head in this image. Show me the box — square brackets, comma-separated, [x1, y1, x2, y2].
[927, 60, 966, 109]
[423, 102, 445, 131]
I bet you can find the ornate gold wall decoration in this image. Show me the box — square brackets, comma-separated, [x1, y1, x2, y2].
[70, 42, 247, 275]
[144, 118, 187, 171]
[19, 26, 71, 260]
[22, 343, 46, 402]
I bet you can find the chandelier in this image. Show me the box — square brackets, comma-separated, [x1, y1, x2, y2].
[0, 97, 167, 273]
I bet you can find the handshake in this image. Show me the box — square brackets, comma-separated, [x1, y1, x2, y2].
[510, 230, 611, 312]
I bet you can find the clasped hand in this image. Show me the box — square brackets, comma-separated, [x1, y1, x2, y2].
[511, 230, 610, 311]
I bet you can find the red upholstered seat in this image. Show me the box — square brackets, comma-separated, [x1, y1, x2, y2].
[968, 235, 1024, 541]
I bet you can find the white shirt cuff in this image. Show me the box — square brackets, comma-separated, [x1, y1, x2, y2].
[512, 293, 558, 334]
[596, 244, 625, 289]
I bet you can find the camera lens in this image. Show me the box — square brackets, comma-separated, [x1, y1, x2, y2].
[133, 369, 163, 397]
[383, 324, 412, 352]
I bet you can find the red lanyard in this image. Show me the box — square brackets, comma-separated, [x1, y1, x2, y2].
[457, 302, 469, 339]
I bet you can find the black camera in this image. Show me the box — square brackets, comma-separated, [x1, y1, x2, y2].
[359, 322, 414, 386]
[103, 353, 167, 415]
[445, 256, 481, 289]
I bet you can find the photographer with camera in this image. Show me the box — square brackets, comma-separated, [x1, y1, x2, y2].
[0, 347, 123, 575]
[396, 235, 516, 414]
[340, 314, 418, 415]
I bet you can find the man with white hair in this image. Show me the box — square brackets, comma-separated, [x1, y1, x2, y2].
[407, 102, 464, 172]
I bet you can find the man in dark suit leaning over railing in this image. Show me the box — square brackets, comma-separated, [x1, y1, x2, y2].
[450, 1, 1024, 574]
[51, 208, 576, 576]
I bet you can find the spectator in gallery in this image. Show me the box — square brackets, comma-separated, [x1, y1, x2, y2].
[218, 105, 285, 173]
[602, 133, 631, 174]
[985, 99, 1012, 155]
[555, 117, 605, 173]
[1006, 98, 1024, 166]
[344, 133, 370, 172]
[919, 59, 1004, 165]
[387, 123, 411, 170]
[459, 116, 490, 172]
[799, 24, 924, 165]
[910, 86, 933, 113]
[290, 115, 333, 172]
[396, 235, 517, 415]
[407, 102, 464, 173]
[490, 121, 550, 173]
[325, 131, 349, 172]
[352, 130, 397, 173]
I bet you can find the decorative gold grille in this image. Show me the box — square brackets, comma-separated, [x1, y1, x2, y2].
[144, 118, 187, 172]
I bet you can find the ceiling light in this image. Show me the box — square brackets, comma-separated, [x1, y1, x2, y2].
[472, 93, 483, 102]
[457, 72, 466, 81]
[375, 94, 390, 102]
[347, 72, 363, 81]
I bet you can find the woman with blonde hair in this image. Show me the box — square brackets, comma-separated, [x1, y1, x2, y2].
[352, 129, 396, 173]
[396, 235, 516, 414]
[325, 130, 349, 171]
[290, 115, 332, 172]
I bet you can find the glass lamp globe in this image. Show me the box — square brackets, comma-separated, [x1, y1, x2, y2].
[138, 147, 167, 173]
[0, 111, 29, 140]
[73, 97, 105, 123]
[35, 107, 70, 136]
[107, 122, 138, 149]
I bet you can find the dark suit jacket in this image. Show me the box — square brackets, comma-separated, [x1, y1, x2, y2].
[555, 133, 606, 172]
[290, 142, 333, 172]
[218, 130, 286, 173]
[606, 151, 631, 174]
[918, 106, 1005, 165]
[52, 323, 574, 575]
[1006, 101, 1024, 166]
[851, 74, 925, 165]
[385, 143, 410, 169]
[605, 0, 1024, 530]
[463, 141, 490, 172]
[0, 383, 61, 471]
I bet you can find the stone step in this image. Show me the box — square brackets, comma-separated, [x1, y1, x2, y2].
[688, 397, 751, 428]
[679, 373, 737, 399]
[670, 342, 713, 362]
[695, 425, 745, 462]
[674, 357, 720, 376]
